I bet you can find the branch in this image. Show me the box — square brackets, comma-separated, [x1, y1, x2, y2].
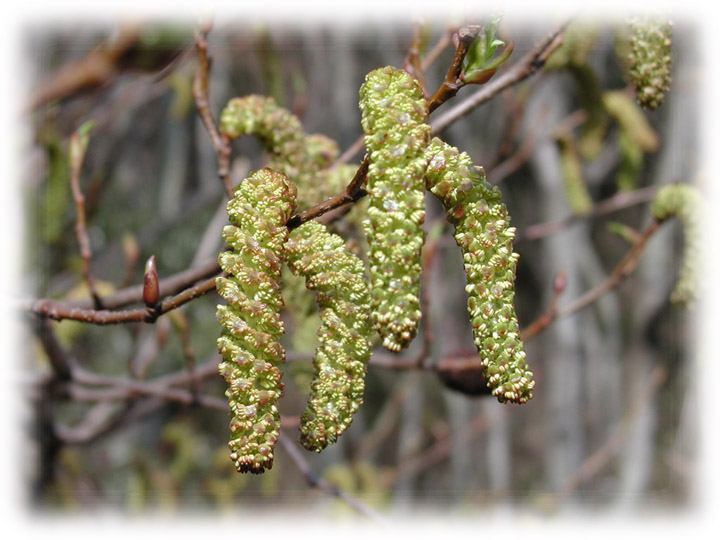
[429, 20, 569, 135]
[516, 185, 659, 243]
[277, 433, 388, 522]
[23, 272, 222, 325]
[69, 127, 103, 309]
[192, 20, 233, 198]
[427, 25, 481, 114]
[521, 219, 662, 341]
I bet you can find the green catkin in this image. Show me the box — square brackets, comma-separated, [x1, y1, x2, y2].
[218, 95, 341, 210]
[602, 90, 659, 153]
[216, 168, 297, 474]
[650, 183, 701, 307]
[555, 133, 593, 215]
[424, 138, 534, 403]
[616, 127, 644, 191]
[358, 66, 431, 352]
[628, 16, 673, 110]
[284, 220, 373, 451]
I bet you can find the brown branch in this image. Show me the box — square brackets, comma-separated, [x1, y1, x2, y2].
[517, 185, 660, 243]
[285, 157, 369, 230]
[521, 219, 662, 341]
[24, 272, 222, 325]
[69, 129, 103, 309]
[487, 105, 548, 185]
[277, 433, 388, 522]
[429, 20, 569, 135]
[427, 25, 481, 114]
[192, 20, 233, 198]
[518, 270, 567, 341]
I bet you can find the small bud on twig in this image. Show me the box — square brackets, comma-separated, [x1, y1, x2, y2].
[143, 255, 160, 307]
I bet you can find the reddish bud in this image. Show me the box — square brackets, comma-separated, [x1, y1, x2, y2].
[143, 255, 160, 306]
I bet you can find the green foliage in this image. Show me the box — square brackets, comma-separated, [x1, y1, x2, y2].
[359, 66, 430, 352]
[285, 220, 373, 451]
[425, 138, 534, 403]
[216, 168, 297, 473]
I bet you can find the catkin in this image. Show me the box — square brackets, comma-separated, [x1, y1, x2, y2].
[650, 183, 701, 306]
[358, 66, 431, 352]
[216, 168, 297, 473]
[285, 220, 373, 451]
[628, 16, 673, 110]
[425, 138, 534, 403]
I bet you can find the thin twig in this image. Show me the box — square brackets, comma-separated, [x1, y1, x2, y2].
[517, 185, 659, 243]
[427, 25, 481, 114]
[277, 433, 388, 522]
[24, 272, 222, 325]
[193, 20, 233, 198]
[430, 20, 569, 135]
[521, 219, 662, 341]
[69, 129, 103, 309]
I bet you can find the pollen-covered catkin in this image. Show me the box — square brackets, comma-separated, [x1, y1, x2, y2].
[358, 66, 431, 352]
[628, 16, 673, 110]
[285, 220, 373, 451]
[216, 168, 297, 473]
[218, 95, 341, 210]
[425, 138, 534, 404]
[650, 183, 701, 306]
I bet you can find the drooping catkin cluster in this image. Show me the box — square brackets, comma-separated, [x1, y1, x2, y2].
[425, 138, 534, 403]
[216, 168, 297, 474]
[628, 16, 673, 110]
[359, 66, 431, 352]
[285, 220, 373, 451]
[218, 95, 345, 210]
[650, 183, 701, 307]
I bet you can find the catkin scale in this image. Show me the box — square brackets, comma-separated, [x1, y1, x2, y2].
[216, 168, 297, 474]
[285, 220, 373, 451]
[425, 138, 534, 404]
[359, 66, 431, 352]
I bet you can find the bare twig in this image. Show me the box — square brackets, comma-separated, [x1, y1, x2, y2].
[521, 219, 662, 341]
[69, 128, 103, 309]
[192, 20, 233, 198]
[517, 185, 659, 243]
[519, 270, 567, 341]
[24, 272, 222, 325]
[277, 433, 388, 522]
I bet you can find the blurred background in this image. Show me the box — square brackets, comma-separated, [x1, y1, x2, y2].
[19, 12, 700, 520]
